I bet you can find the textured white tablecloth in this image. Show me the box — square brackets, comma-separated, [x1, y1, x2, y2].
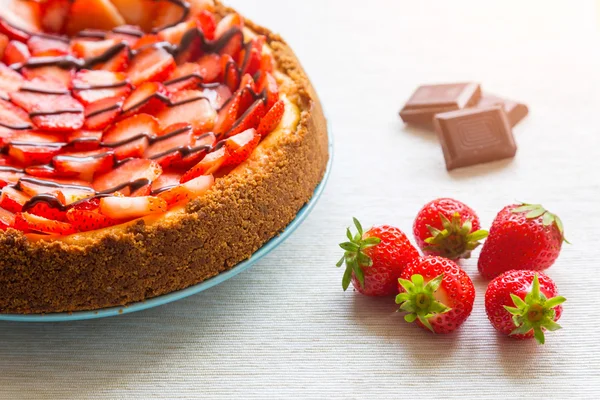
[1, 1, 600, 399]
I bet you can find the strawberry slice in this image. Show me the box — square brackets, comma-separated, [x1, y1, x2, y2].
[221, 54, 240, 92]
[71, 38, 120, 59]
[22, 65, 73, 88]
[53, 149, 115, 181]
[157, 174, 214, 206]
[72, 69, 131, 105]
[0, 1, 41, 41]
[127, 46, 175, 86]
[257, 99, 285, 137]
[0, 167, 24, 188]
[40, 0, 71, 33]
[164, 55, 221, 91]
[0, 186, 29, 213]
[99, 195, 167, 220]
[17, 177, 94, 203]
[65, 0, 126, 37]
[102, 113, 159, 160]
[66, 129, 103, 151]
[107, 25, 144, 47]
[226, 98, 266, 138]
[151, 171, 183, 193]
[2, 40, 30, 66]
[27, 36, 70, 56]
[171, 131, 215, 170]
[29, 95, 84, 132]
[122, 82, 168, 115]
[153, 0, 214, 31]
[180, 146, 226, 183]
[238, 36, 265, 77]
[157, 19, 197, 45]
[236, 74, 257, 113]
[25, 164, 77, 179]
[214, 94, 239, 138]
[131, 34, 160, 50]
[0, 206, 15, 230]
[197, 9, 216, 40]
[145, 125, 195, 167]
[202, 84, 232, 110]
[84, 95, 124, 130]
[257, 72, 279, 110]
[109, 0, 155, 32]
[0, 98, 31, 131]
[66, 207, 123, 231]
[27, 199, 68, 222]
[156, 90, 216, 133]
[0, 34, 8, 61]
[0, 62, 24, 95]
[8, 143, 63, 166]
[259, 52, 275, 76]
[14, 212, 77, 235]
[214, 13, 244, 57]
[93, 158, 162, 195]
[223, 128, 260, 166]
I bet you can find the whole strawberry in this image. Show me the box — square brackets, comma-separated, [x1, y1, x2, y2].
[413, 198, 488, 260]
[396, 256, 475, 334]
[337, 218, 419, 296]
[478, 203, 566, 279]
[485, 270, 565, 344]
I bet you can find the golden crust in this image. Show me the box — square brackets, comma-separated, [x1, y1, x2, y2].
[0, 2, 329, 314]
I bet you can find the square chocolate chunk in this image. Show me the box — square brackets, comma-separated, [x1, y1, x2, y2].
[476, 93, 529, 127]
[434, 106, 517, 170]
[400, 83, 481, 126]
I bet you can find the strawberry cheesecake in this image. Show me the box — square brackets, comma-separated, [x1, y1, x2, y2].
[0, 0, 328, 314]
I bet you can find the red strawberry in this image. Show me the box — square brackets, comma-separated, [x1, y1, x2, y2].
[84, 95, 124, 130]
[66, 207, 122, 231]
[0, 1, 41, 42]
[396, 256, 475, 334]
[2, 40, 30, 66]
[0, 62, 24, 95]
[156, 90, 216, 133]
[221, 54, 240, 92]
[165, 62, 204, 92]
[94, 46, 129, 72]
[0, 167, 24, 188]
[180, 146, 226, 183]
[157, 19, 196, 45]
[65, 0, 125, 37]
[93, 158, 162, 195]
[106, 25, 144, 46]
[26, 199, 68, 222]
[214, 94, 240, 137]
[196, 9, 216, 40]
[236, 74, 257, 113]
[223, 128, 260, 166]
[8, 143, 63, 165]
[127, 46, 175, 86]
[53, 149, 115, 180]
[239, 36, 265, 77]
[214, 13, 243, 57]
[66, 129, 103, 151]
[99, 195, 167, 220]
[170, 130, 215, 170]
[337, 218, 419, 296]
[485, 270, 565, 344]
[109, 0, 155, 32]
[25, 165, 76, 179]
[102, 113, 159, 160]
[122, 81, 168, 115]
[156, 174, 214, 206]
[14, 212, 77, 235]
[21, 65, 73, 88]
[0, 98, 32, 130]
[72, 69, 131, 105]
[0, 206, 15, 230]
[478, 203, 566, 279]
[0, 186, 29, 213]
[151, 171, 182, 192]
[257, 99, 285, 137]
[256, 72, 279, 110]
[145, 125, 195, 167]
[27, 36, 69, 56]
[226, 98, 266, 137]
[39, 0, 71, 33]
[413, 198, 488, 260]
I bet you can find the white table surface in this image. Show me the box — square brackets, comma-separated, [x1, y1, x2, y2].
[2, 1, 600, 399]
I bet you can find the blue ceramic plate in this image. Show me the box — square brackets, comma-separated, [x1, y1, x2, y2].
[0, 127, 332, 323]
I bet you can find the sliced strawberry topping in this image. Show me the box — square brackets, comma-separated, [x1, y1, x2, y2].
[0, 98, 31, 130]
[157, 174, 214, 206]
[237, 74, 257, 113]
[0, 62, 24, 95]
[170, 131, 215, 170]
[66, 129, 103, 150]
[99, 195, 167, 220]
[106, 25, 144, 46]
[72, 69, 131, 105]
[127, 46, 175, 86]
[0, 206, 15, 230]
[2, 40, 31, 66]
[40, 0, 71, 34]
[66, 207, 122, 232]
[93, 158, 162, 195]
[122, 81, 168, 115]
[202, 84, 232, 110]
[0, 168, 24, 188]
[257, 72, 279, 110]
[102, 113, 159, 159]
[22, 65, 73, 89]
[226, 98, 266, 138]
[0, 34, 9, 62]
[17, 177, 94, 205]
[257, 99, 285, 137]
[65, 0, 126, 37]
[27, 36, 70, 57]
[110, 0, 155, 32]
[26, 199, 68, 222]
[53, 149, 115, 180]
[14, 212, 77, 235]
[151, 171, 183, 193]
[145, 124, 195, 167]
[0, 186, 29, 213]
[8, 143, 63, 166]
[157, 19, 196, 45]
[25, 164, 76, 179]
[239, 36, 266, 77]
[156, 90, 216, 133]
[223, 128, 260, 166]
[221, 54, 240, 92]
[84, 95, 124, 130]
[165, 55, 221, 91]
[214, 14, 244, 57]
[180, 146, 226, 183]
[214, 94, 239, 138]
[153, 0, 214, 31]
[30, 95, 84, 132]
[196, 9, 216, 40]
[71, 38, 120, 59]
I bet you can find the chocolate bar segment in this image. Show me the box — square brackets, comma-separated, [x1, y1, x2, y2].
[400, 83, 481, 126]
[434, 106, 517, 171]
[476, 93, 529, 127]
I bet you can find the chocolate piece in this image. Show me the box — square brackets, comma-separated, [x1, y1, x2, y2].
[477, 93, 529, 127]
[434, 106, 517, 170]
[400, 83, 481, 126]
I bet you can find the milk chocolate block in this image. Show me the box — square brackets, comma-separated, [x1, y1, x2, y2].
[477, 93, 529, 127]
[400, 83, 481, 126]
[434, 106, 517, 170]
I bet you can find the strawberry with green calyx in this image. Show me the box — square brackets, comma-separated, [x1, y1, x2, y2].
[337, 218, 419, 297]
[396, 256, 475, 334]
[413, 198, 488, 260]
[478, 203, 567, 279]
[485, 270, 565, 344]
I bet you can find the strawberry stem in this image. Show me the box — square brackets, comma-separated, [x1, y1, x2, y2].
[512, 203, 569, 244]
[395, 273, 450, 333]
[423, 212, 488, 260]
[336, 217, 381, 290]
[504, 274, 566, 344]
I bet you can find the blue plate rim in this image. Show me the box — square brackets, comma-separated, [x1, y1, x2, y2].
[0, 120, 333, 323]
